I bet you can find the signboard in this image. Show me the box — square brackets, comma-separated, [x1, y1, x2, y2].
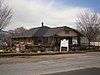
[60, 39, 69, 52]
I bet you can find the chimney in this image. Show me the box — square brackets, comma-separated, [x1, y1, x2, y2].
[41, 22, 44, 27]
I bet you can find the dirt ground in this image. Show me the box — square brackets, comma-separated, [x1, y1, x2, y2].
[0, 52, 100, 65]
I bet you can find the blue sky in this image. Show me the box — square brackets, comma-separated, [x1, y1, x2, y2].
[56, 0, 100, 12]
[5, 0, 100, 30]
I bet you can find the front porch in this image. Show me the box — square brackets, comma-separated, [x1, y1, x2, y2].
[13, 36, 81, 52]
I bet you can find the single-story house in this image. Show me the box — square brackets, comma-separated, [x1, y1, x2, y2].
[12, 23, 84, 52]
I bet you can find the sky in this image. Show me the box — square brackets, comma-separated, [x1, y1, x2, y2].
[4, 0, 100, 31]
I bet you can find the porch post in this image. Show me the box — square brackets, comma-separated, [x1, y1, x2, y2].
[77, 36, 80, 45]
[52, 36, 55, 50]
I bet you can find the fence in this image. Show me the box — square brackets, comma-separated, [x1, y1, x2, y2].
[90, 42, 100, 50]
[90, 42, 100, 46]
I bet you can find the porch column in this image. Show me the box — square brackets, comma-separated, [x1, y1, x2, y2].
[32, 37, 34, 45]
[77, 36, 80, 44]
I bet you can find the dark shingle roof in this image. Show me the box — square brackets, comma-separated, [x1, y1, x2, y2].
[44, 26, 83, 37]
[44, 27, 63, 37]
[12, 26, 83, 38]
[13, 27, 40, 38]
[34, 26, 49, 36]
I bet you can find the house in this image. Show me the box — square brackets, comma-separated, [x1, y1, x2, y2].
[12, 23, 84, 52]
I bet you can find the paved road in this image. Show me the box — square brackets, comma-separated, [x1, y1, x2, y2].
[45, 67, 100, 75]
[0, 52, 100, 75]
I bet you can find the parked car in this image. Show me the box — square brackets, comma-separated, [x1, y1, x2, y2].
[0, 40, 8, 46]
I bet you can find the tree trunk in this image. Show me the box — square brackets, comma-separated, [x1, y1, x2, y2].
[88, 40, 90, 50]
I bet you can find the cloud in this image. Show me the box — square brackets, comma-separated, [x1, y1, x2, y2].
[4, 0, 90, 30]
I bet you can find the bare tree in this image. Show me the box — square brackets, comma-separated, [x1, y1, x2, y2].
[0, 0, 12, 30]
[76, 10, 100, 49]
[9, 27, 27, 35]
[14, 27, 27, 35]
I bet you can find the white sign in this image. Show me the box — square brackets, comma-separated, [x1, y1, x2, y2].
[60, 39, 69, 52]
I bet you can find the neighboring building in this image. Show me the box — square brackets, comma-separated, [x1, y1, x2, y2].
[12, 24, 84, 52]
[0, 29, 10, 39]
[0, 29, 11, 45]
[0, 30, 11, 52]
[90, 34, 100, 50]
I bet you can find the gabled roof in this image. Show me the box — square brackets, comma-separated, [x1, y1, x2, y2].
[12, 26, 83, 38]
[44, 26, 83, 37]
